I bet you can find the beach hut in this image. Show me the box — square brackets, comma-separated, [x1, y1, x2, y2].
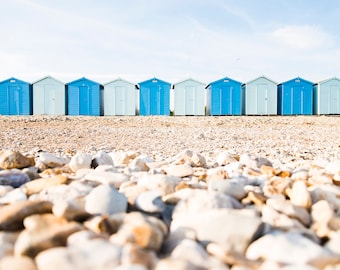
[138, 77, 171, 116]
[242, 76, 278, 115]
[206, 77, 242, 115]
[67, 77, 102, 116]
[0, 77, 32, 115]
[33, 76, 66, 115]
[278, 77, 314, 115]
[173, 78, 205, 116]
[313, 77, 340, 115]
[103, 78, 137, 116]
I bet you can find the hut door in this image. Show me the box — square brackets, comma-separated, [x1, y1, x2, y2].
[79, 86, 90, 115]
[185, 86, 195, 115]
[257, 84, 268, 114]
[115, 86, 125, 115]
[293, 87, 303, 114]
[44, 85, 55, 114]
[150, 86, 160, 115]
[9, 86, 20, 115]
[221, 86, 231, 115]
[330, 85, 339, 114]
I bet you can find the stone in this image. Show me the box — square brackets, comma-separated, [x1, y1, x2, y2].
[155, 258, 198, 270]
[172, 150, 207, 168]
[22, 175, 68, 196]
[91, 150, 114, 168]
[266, 195, 311, 226]
[325, 161, 340, 175]
[85, 184, 128, 215]
[171, 208, 263, 254]
[35, 239, 121, 270]
[0, 150, 35, 169]
[0, 171, 31, 188]
[262, 176, 293, 197]
[22, 166, 40, 180]
[325, 231, 340, 256]
[69, 153, 92, 172]
[137, 174, 180, 195]
[0, 231, 19, 258]
[83, 171, 128, 188]
[289, 180, 312, 209]
[171, 239, 228, 269]
[246, 231, 338, 268]
[121, 243, 157, 269]
[0, 255, 37, 270]
[0, 185, 13, 196]
[0, 188, 27, 204]
[239, 154, 272, 170]
[53, 199, 90, 221]
[129, 155, 153, 171]
[39, 152, 69, 168]
[291, 169, 309, 181]
[208, 178, 247, 200]
[216, 151, 238, 166]
[164, 164, 194, 178]
[14, 214, 83, 257]
[134, 190, 165, 213]
[0, 201, 53, 231]
[110, 212, 167, 252]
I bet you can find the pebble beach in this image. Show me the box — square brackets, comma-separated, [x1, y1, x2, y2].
[1, 115, 340, 269]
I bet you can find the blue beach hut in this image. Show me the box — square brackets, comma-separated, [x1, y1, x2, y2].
[313, 77, 340, 115]
[242, 76, 277, 115]
[67, 77, 102, 116]
[0, 77, 32, 115]
[206, 77, 242, 115]
[33, 76, 66, 115]
[278, 77, 314, 115]
[173, 78, 205, 116]
[138, 77, 171, 116]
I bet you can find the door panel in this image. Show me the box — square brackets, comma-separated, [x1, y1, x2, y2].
[115, 86, 125, 115]
[9, 86, 20, 115]
[185, 86, 195, 115]
[79, 86, 90, 115]
[150, 86, 160, 115]
[293, 86, 302, 114]
[257, 84, 268, 115]
[330, 85, 340, 114]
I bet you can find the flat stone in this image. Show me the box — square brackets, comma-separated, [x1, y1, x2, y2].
[164, 164, 193, 178]
[239, 154, 272, 170]
[39, 152, 69, 168]
[208, 178, 247, 200]
[85, 184, 128, 215]
[171, 208, 263, 254]
[84, 171, 128, 188]
[0, 150, 35, 169]
[246, 231, 338, 268]
[0, 171, 31, 188]
[134, 190, 165, 213]
[53, 199, 90, 221]
[172, 150, 207, 168]
[14, 214, 83, 257]
[0, 201, 53, 231]
[120, 243, 157, 269]
[137, 174, 180, 195]
[22, 175, 68, 196]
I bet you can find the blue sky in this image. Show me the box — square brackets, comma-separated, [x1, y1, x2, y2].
[0, 0, 339, 84]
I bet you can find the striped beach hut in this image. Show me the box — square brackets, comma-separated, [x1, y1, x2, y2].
[206, 77, 242, 115]
[67, 77, 102, 116]
[242, 76, 277, 115]
[173, 78, 205, 116]
[33, 76, 66, 115]
[278, 77, 314, 115]
[103, 78, 137, 116]
[0, 77, 32, 115]
[138, 77, 171, 116]
[313, 77, 340, 115]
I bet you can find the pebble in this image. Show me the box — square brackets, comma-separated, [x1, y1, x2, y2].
[0, 170, 31, 188]
[0, 150, 35, 169]
[0, 145, 340, 269]
[85, 184, 128, 215]
[69, 153, 92, 172]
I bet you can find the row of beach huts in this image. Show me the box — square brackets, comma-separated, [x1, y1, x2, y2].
[0, 75, 339, 116]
